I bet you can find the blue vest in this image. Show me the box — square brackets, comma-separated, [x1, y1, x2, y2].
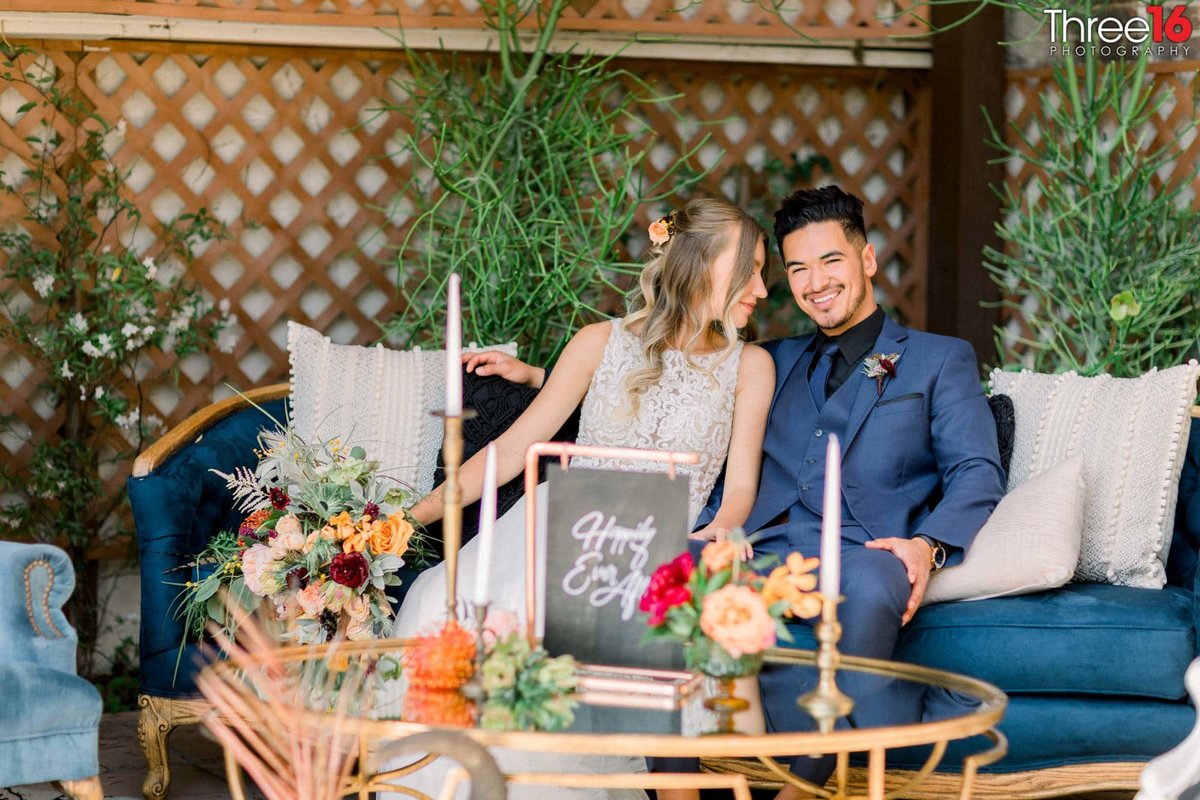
[756, 350, 859, 530]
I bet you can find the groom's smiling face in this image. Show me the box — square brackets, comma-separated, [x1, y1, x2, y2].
[782, 220, 879, 336]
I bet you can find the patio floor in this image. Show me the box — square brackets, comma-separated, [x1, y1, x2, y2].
[1, 711, 1139, 800]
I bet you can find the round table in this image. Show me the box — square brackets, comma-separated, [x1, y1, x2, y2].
[206, 640, 1007, 800]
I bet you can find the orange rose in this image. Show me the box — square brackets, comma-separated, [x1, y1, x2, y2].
[648, 219, 671, 245]
[700, 540, 738, 574]
[699, 584, 776, 658]
[370, 512, 414, 556]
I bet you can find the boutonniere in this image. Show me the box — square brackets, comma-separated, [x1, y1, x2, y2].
[862, 352, 900, 396]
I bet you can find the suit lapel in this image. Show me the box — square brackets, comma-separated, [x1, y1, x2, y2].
[770, 335, 818, 408]
[842, 315, 909, 451]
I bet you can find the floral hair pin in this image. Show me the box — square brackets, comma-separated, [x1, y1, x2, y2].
[648, 210, 679, 246]
[862, 352, 900, 396]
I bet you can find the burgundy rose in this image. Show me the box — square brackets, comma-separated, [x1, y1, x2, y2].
[363, 502, 380, 522]
[639, 552, 695, 626]
[269, 488, 291, 510]
[878, 358, 896, 377]
[286, 566, 309, 591]
[329, 552, 369, 589]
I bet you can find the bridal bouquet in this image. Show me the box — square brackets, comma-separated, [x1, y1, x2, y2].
[640, 537, 823, 678]
[177, 419, 428, 646]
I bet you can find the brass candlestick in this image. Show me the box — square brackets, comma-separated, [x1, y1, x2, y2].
[460, 601, 490, 724]
[434, 409, 476, 621]
[796, 596, 854, 734]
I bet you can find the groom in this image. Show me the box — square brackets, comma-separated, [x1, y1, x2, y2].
[714, 185, 1005, 795]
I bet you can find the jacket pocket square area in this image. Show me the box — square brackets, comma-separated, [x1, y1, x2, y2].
[876, 392, 924, 408]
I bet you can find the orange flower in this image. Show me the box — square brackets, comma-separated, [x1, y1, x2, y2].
[700, 540, 738, 574]
[762, 552, 822, 619]
[328, 510, 355, 541]
[369, 513, 414, 556]
[342, 517, 372, 554]
[403, 621, 476, 690]
[699, 584, 776, 658]
[403, 687, 473, 727]
[648, 219, 671, 245]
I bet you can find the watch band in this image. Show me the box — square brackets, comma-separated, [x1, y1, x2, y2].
[916, 534, 947, 571]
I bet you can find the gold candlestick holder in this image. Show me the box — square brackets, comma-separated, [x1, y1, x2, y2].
[796, 595, 855, 734]
[434, 409, 476, 621]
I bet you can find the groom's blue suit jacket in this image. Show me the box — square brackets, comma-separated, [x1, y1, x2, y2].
[713, 314, 1005, 561]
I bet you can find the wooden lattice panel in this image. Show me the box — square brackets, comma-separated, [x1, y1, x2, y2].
[0, 38, 930, 513]
[2, 0, 928, 38]
[997, 62, 1200, 361]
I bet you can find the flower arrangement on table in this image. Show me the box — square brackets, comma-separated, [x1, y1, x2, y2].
[400, 613, 578, 732]
[177, 419, 430, 646]
[641, 537, 823, 679]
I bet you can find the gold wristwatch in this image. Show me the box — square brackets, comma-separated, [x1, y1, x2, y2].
[915, 534, 947, 571]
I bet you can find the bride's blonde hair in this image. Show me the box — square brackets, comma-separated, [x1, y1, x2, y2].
[623, 198, 766, 411]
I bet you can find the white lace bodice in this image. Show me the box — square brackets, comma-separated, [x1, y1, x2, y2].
[571, 318, 743, 525]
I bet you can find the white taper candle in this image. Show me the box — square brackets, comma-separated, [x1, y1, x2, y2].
[474, 443, 497, 606]
[445, 273, 462, 416]
[819, 434, 842, 601]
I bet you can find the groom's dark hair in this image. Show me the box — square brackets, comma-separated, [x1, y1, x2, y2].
[773, 185, 867, 258]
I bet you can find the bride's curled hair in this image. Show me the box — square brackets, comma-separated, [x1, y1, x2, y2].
[623, 198, 766, 412]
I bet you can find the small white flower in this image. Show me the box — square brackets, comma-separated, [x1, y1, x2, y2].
[94, 386, 105, 400]
[60, 362, 74, 380]
[141, 324, 155, 336]
[168, 311, 190, 334]
[121, 322, 140, 338]
[79, 386, 88, 401]
[96, 333, 113, 354]
[32, 273, 54, 298]
[146, 414, 164, 431]
[115, 411, 139, 429]
[142, 256, 157, 279]
[218, 298, 231, 315]
[101, 245, 111, 254]
[217, 328, 237, 354]
[69, 312, 87, 333]
[115, 119, 127, 136]
[81, 340, 103, 358]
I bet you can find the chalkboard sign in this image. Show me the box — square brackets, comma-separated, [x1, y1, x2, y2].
[542, 465, 689, 669]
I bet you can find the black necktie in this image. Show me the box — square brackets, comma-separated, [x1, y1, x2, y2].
[809, 341, 840, 411]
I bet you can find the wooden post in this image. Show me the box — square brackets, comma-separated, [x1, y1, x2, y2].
[927, 1, 1006, 367]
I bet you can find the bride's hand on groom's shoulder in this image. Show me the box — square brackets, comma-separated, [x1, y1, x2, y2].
[462, 351, 546, 389]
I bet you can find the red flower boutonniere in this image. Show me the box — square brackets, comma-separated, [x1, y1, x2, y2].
[862, 352, 900, 396]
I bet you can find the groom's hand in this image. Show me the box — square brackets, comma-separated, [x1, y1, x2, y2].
[689, 526, 753, 561]
[462, 351, 545, 388]
[863, 536, 933, 626]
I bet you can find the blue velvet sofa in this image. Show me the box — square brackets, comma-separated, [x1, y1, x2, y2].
[0, 541, 103, 799]
[129, 377, 1199, 799]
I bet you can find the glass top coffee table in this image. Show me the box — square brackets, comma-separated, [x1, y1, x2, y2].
[211, 640, 1007, 800]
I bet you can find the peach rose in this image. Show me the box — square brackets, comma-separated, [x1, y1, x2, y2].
[370, 513, 414, 556]
[700, 540, 738, 574]
[323, 581, 354, 613]
[699, 584, 776, 658]
[345, 616, 375, 641]
[271, 514, 306, 555]
[296, 583, 326, 618]
[344, 593, 372, 622]
[648, 219, 671, 245]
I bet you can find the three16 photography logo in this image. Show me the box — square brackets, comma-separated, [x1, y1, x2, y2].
[1046, 5, 1194, 58]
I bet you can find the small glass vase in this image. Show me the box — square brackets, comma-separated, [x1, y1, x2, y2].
[684, 638, 763, 734]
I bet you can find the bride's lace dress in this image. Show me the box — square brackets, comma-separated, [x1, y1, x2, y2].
[387, 318, 742, 799]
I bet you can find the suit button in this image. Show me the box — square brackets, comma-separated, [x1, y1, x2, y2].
[807, 458, 816, 465]
[800, 485, 810, 491]
[815, 429, 824, 437]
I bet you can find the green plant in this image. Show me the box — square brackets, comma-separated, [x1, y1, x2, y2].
[984, 8, 1200, 377]
[0, 44, 231, 673]
[379, 0, 710, 364]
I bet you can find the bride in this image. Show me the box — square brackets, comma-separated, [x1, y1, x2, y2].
[392, 197, 774, 800]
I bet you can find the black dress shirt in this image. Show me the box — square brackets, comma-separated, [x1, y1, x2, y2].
[808, 306, 886, 399]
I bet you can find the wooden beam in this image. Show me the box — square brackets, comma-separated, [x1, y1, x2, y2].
[925, 1, 1006, 367]
[0, 11, 932, 68]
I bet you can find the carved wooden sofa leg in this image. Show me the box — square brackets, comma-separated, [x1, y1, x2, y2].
[57, 776, 103, 800]
[138, 693, 208, 800]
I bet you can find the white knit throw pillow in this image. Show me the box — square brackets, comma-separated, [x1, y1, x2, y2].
[287, 322, 518, 496]
[990, 362, 1200, 588]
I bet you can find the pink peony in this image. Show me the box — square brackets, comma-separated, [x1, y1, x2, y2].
[240, 544, 275, 596]
[699, 584, 776, 658]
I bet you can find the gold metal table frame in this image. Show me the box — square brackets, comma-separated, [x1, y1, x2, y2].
[208, 638, 1007, 800]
